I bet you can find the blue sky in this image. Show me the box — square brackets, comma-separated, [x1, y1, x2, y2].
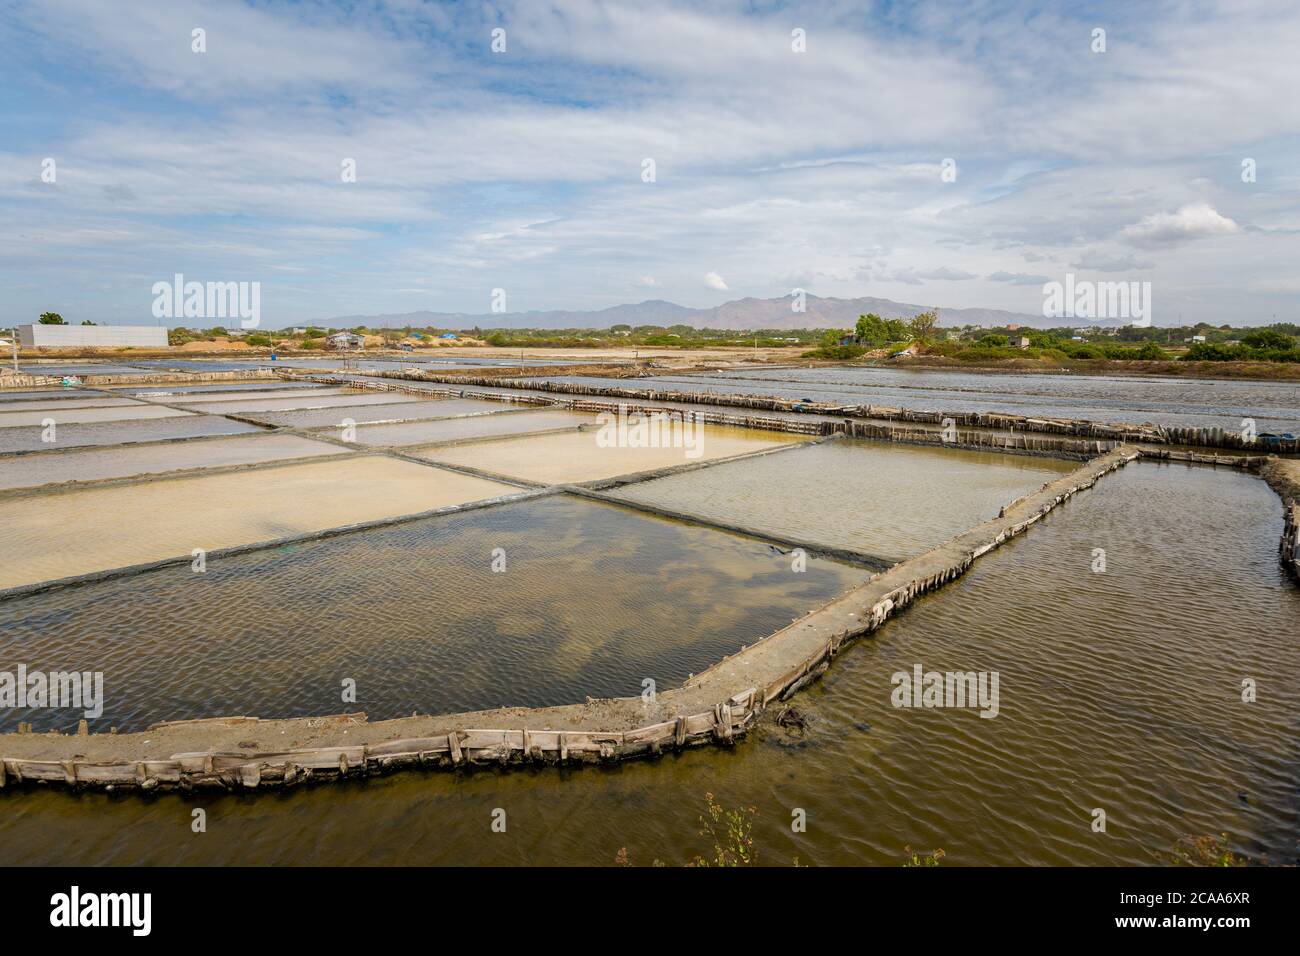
[2, 0, 1299, 327]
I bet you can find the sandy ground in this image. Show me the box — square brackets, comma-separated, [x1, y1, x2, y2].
[12, 343, 809, 367]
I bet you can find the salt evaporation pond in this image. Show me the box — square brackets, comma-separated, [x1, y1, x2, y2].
[0, 416, 264, 454]
[251, 398, 512, 429]
[0, 456, 516, 589]
[421, 424, 798, 484]
[0, 433, 349, 492]
[609, 438, 1077, 561]
[349, 408, 595, 447]
[0, 462, 1293, 867]
[0, 494, 863, 731]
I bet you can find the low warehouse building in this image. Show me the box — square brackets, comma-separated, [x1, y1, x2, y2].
[18, 324, 169, 348]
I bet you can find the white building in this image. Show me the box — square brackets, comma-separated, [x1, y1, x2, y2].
[326, 331, 365, 351]
[18, 324, 168, 348]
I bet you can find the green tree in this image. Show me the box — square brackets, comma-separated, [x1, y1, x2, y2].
[854, 313, 910, 346]
[38, 312, 65, 325]
[1241, 328, 1294, 351]
[908, 309, 940, 344]
[80, 320, 97, 326]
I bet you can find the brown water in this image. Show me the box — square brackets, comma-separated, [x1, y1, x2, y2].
[609, 439, 1075, 562]
[0, 456, 517, 589]
[0, 495, 863, 732]
[422, 425, 798, 484]
[0, 434, 350, 492]
[351, 408, 596, 447]
[0, 461, 1292, 866]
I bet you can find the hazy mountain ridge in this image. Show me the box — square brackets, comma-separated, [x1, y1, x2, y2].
[320, 294, 1060, 331]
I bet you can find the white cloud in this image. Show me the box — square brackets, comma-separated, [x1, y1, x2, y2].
[704, 272, 729, 291]
[1120, 204, 1241, 247]
[987, 271, 1051, 286]
[1071, 250, 1155, 273]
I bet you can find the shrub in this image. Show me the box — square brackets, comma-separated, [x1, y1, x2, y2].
[1241, 328, 1295, 351]
[1132, 341, 1170, 361]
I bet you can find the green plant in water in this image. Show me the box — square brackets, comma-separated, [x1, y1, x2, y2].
[691, 791, 758, 867]
[615, 792, 759, 867]
[1171, 833, 1243, 867]
[903, 846, 946, 867]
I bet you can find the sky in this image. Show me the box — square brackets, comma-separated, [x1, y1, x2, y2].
[2, 0, 1299, 328]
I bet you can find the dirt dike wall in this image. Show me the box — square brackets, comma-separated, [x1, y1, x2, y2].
[1261, 458, 1300, 581]
[0, 447, 1139, 795]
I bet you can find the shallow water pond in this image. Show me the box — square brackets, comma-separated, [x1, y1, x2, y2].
[0, 456, 516, 589]
[0, 494, 863, 730]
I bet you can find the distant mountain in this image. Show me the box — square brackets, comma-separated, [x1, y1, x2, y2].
[318, 294, 1056, 332]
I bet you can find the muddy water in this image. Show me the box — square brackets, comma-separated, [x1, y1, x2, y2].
[0, 461, 1292, 866]
[251, 399, 510, 429]
[352, 408, 596, 447]
[0, 404, 192, 428]
[0, 434, 349, 492]
[0, 496, 862, 732]
[422, 425, 797, 484]
[0, 456, 516, 589]
[0, 416, 264, 454]
[609, 439, 1075, 561]
[539, 369, 1300, 433]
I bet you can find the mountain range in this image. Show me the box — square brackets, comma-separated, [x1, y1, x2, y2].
[318, 294, 1059, 332]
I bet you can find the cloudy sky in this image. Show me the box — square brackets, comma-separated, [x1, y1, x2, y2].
[2, 0, 1299, 327]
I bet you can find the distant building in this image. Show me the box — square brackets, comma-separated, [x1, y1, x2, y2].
[439, 332, 458, 340]
[1013, 335, 1031, 348]
[1190, 334, 1207, 343]
[326, 331, 365, 351]
[18, 324, 168, 348]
